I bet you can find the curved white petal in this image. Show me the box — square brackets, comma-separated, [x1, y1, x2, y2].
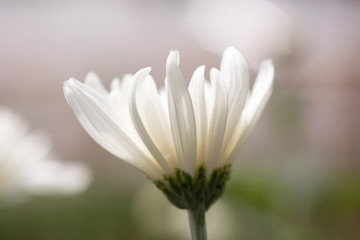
[108, 76, 141, 144]
[158, 87, 171, 122]
[64, 79, 162, 180]
[219, 47, 250, 160]
[244, 59, 274, 125]
[110, 77, 121, 91]
[203, 81, 212, 124]
[166, 51, 197, 176]
[139, 77, 177, 168]
[129, 68, 173, 175]
[188, 65, 208, 167]
[84, 72, 108, 96]
[206, 68, 228, 176]
[220, 47, 249, 107]
[223, 60, 274, 164]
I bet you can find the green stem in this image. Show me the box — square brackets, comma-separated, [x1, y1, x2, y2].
[187, 204, 207, 240]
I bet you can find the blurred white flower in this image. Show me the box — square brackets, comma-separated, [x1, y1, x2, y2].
[64, 46, 274, 181]
[0, 107, 91, 199]
[187, 0, 292, 67]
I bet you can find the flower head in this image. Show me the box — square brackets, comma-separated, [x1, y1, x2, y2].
[0, 107, 91, 200]
[64, 47, 274, 209]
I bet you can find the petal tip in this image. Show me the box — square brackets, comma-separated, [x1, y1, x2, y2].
[224, 46, 238, 53]
[63, 84, 74, 99]
[167, 50, 180, 68]
[221, 46, 248, 71]
[66, 78, 77, 86]
[263, 59, 274, 65]
[261, 59, 275, 76]
[85, 71, 97, 77]
[223, 46, 243, 58]
[210, 67, 220, 75]
[134, 67, 152, 79]
[143, 66, 152, 73]
[84, 71, 99, 83]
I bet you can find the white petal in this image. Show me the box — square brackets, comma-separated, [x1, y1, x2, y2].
[166, 51, 197, 175]
[206, 68, 228, 176]
[159, 87, 169, 117]
[64, 79, 162, 180]
[120, 74, 134, 91]
[110, 77, 121, 91]
[129, 68, 173, 175]
[203, 81, 212, 123]
[188, 65, 208, 167]
[108, 77, 139, 141]
[108, 75, 153, 160]
[223, 60, 274, 164]
[220, 47, 249, 106]
[84, 72, 108, 96]
[219, 47, 249, 159]
[139, 78, 177, 168]
[243, 60, 274, 127]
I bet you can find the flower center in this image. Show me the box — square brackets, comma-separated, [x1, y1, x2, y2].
[154, 165, 231, 210]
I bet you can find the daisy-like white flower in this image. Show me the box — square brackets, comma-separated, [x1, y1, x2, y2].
[0, 107, 91, 200]
[64, 46, 273, 240]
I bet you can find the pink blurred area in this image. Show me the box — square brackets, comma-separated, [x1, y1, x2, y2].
[0, 0, 359, 178]
[0, 0, 210, 173]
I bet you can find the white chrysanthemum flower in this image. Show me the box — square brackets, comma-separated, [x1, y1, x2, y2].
[64, 46, 273, 239]
[0, 107, 91, 199]
[64, 47, 273, 181]
[66, 47, 273, 205]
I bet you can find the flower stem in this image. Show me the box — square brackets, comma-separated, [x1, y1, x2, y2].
[187, 204, 207, 240]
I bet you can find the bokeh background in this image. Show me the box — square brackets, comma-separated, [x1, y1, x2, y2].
[1, 0, 360, 239]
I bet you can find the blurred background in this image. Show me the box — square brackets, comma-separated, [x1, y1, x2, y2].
[1, 0, 360, 239]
